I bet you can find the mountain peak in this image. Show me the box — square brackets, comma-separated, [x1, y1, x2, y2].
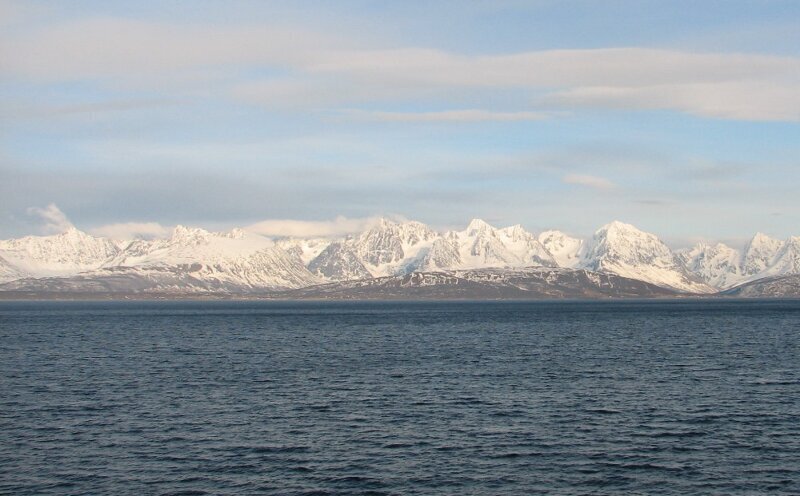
[466, 218, 494, 234]
[170, 225, 212, 242]
[59, 226, 93, 240]
[748, 232, 780, 247]
[599, 220, 640, 234]
[502, 223, 525, 235]
[375, 217, 398, 228]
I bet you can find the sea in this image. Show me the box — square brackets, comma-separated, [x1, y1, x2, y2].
[1, 299, 799, 495]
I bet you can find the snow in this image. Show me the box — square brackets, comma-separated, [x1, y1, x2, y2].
[676, 233, 800, 289]
[678, 242, 743, 289]
[0, 227, 119, 278]
[578, 221, 714, 294]
[420, 219, 556, 271]
[538, 230, 583, 268]
[1, 218, 798, 294]
[741, 232, 783, 276]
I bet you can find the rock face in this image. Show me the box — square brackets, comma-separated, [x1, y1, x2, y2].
[722, 274, 800, 298]
[578, 221, 713, 294]
[283, 267, 677, 300]
[1, 217, 798, 297]
[307, 242, 372, 281]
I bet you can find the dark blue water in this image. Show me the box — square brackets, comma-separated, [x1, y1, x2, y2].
[1, 300, 799, 495]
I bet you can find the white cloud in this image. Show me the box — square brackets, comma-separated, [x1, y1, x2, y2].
[3, 16, 800, 121]
[0, 0, 48, 27]
[346, 109, 552, 122]
[245, 216, 382, 238]
[26, 203, 74, 234]
[562, 174, 617, 190]
[89, 222, 170, 240]
[549, 82, 800, 122]
[235, 48, 800, 121]
[0, 18, 341, 83]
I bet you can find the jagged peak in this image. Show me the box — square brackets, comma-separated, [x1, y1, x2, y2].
[502, 223, 524, 234]
[170, 225, 211, 240]
[784, 235, 800, 246]
[598, 220, 641, 234]
[714, 242, 735, 251]
[375, 217, 398, 228]
[747, 232, 780, 247]
[58, 226, 96, 240]
[225, 227, 247, 239]
[465, 218, 495, 234]
[690, 240, 711, 250]
[500, 224, 535, 242]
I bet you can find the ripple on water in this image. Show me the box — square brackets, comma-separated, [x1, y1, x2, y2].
[1, 300, 799, 495]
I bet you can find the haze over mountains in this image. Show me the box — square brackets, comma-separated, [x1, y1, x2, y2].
[1, 218, 798, 298]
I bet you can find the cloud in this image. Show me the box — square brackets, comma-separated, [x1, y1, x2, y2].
[0, 0, 48, 27]
[89, 222, 170, 240]
[4, 15, 800, 121]
[1, 98, 185, 120]
[562, 174, 617, 190]
[549, 82, 800, 121]
[232, 48, 800, 121]
[0, 17, 341, 83]
[26, 203, 74, 234]
[245, 216, 383, 238]
[346, 109, 552, 122]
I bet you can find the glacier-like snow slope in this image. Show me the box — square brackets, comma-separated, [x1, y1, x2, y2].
[106, 226, 320, 290]
[538, 230, 583, 268]
[0, 253, 28, 284]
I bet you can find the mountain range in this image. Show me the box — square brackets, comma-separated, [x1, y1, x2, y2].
[1, 218, 798, 298]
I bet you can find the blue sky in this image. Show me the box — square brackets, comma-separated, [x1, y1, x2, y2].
[1, 0, 799, 245]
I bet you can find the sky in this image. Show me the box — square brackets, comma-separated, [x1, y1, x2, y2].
[1, 0, 799, 246]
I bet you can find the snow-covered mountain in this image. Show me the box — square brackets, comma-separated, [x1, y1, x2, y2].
[578, 221, 713, 293]
[419, 219, 556, 271]
[538, 230, 583, 268]
[302, 218, 438, 281]
[678, 242, 743, 289]
[275, 237, 331, 266]
[741, 232, 784, 277]
[1, 217, 798, 296]
[0, 225, 318, 291]
[676, 233, 800, 289]
[0, 254, 27, 284]
[0, 227, 120, 278]
[107, 226, 320, 290]
[760, 236, 800, 279]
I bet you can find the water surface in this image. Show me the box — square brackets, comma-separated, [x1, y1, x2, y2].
[1, 300, 799, 494]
